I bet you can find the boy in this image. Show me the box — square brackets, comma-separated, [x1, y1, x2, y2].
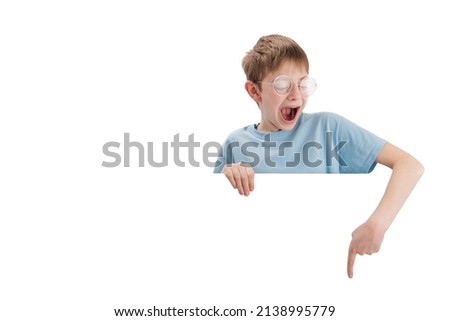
[214, 34, 424, 278]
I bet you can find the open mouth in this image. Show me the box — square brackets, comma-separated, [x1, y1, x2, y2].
[280, 107, 299, 122]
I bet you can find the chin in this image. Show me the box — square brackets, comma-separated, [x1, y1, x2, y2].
[279, 113, 301, 131]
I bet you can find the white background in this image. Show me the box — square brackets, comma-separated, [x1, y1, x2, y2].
[1, 1, 449, 320]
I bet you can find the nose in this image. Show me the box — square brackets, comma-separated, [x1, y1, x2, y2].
[287, 83, 304, 103]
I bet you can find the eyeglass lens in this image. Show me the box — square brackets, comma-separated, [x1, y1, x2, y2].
[273, 76, 317, 96]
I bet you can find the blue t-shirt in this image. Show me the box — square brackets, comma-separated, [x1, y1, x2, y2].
[213, 112, 386, 173]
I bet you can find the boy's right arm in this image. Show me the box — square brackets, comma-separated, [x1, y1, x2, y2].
[222, 163, 255, 196]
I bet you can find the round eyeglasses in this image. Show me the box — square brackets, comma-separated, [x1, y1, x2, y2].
[259, 75, 317, 96]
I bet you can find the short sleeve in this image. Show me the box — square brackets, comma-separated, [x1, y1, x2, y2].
[334, 114, 386, 173]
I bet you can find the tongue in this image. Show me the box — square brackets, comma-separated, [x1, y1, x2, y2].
[281, 107, 293, 121]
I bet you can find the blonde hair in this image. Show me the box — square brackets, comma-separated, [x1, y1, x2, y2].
[242, 34, 309, 88]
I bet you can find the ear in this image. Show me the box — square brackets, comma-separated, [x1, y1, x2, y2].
[245, 81, 262, 104]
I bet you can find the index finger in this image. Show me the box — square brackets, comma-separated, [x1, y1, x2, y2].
[245, 166, 255, 191]
[347, 246, 356, 278]
[222, 166, 237, 189]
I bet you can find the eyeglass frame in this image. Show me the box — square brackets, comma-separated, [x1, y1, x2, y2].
[258, 75, 317, 97]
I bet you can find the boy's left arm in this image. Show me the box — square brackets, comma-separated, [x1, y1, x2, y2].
[347, 142, 424, 278]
